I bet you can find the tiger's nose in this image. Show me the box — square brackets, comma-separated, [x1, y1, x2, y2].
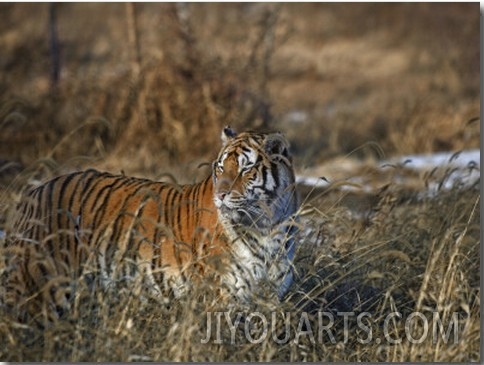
[217, 191, 229, 201]
[216, 178, 233, 202]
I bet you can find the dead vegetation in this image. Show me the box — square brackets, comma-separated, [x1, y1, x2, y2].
[0, 3, 480, 362]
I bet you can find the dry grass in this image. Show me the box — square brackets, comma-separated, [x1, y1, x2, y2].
[0, 178, 479, 361]
[0, 3, 480, 362]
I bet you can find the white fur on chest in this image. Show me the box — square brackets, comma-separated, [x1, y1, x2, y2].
[220, 219, 294, 300]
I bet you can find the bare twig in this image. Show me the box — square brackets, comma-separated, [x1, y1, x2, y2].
[48, 3, 61, 91]
[126, 3, 141, 77]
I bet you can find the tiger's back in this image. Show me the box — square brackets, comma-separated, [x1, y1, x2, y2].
[10, 169, 222, 302]
[3, 127, 300, 320]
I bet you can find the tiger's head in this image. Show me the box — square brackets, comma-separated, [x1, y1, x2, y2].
[212, 126, 298, 233]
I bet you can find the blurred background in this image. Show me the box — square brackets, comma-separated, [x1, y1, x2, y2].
[0, 3, 480, 182]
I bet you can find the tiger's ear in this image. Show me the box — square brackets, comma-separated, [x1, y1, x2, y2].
[264, 132, 290, 158]
[221, 126, 237, 145]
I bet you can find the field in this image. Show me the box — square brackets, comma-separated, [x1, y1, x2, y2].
[0, 3, 480, 361]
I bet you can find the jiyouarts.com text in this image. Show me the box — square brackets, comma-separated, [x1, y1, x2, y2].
[200, 311, 460, 345]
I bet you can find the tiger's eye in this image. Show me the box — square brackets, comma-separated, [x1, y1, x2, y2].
[241, 164, 254, 174]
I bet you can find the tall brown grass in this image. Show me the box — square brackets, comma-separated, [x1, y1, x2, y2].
[0, 172, 479, 361]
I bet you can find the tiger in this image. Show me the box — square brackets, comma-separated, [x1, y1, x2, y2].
[2, 127, 299, 320]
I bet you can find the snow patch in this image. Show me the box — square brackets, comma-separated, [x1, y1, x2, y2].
[296, 176, 330, 188]
[296, 149, 480, 194]
[387, 149, 480, 170]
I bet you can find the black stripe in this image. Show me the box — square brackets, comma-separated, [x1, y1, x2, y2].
[66, 172, 85, 226]
[173, 189, 182, 238]
[29, 185, 44, 242]
[67, 173, 87, 257]
[196, 178, 208, 227]
[91, 175, 127, 228]
[24, 185, 44, 228]
[247, 243, 266, 262]
[132, 182, 158, 253]
[45, 176, 57, 256]
[163, 187, 176, 229]
[243, 235, 268, 261]
[61, 174, 84, 269]
[241, 146, 252, 154]
[108, 179, 149, 249]
[234, 261, 252, 287]
[82, 174, 111, 216]
[44, 175, 68, 262]
[81, 172, 121, 266]
[126, 182, 154, 247]
[67, 172, 84, 211]
[20, 186, 39, 233]
[150, 183, 167, 269]
[186, 183, 198, 237]
[79, 170, 102, 224]
[89, 175, 118, 211]
[269, 163, 279, 193]
[152, 183, 167, 254]
[56, 172, 78, 248]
